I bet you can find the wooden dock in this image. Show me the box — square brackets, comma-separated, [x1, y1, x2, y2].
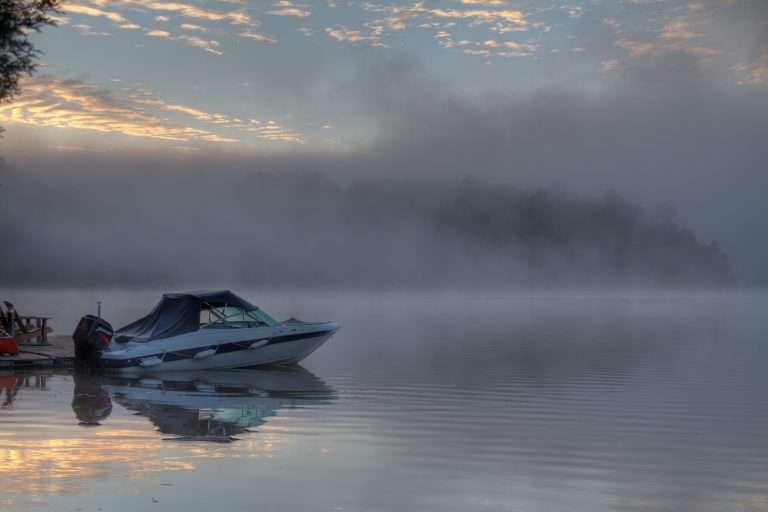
[0, 335, 74, 369]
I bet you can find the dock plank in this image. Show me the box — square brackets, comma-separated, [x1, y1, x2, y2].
[0, 335, 74, 368]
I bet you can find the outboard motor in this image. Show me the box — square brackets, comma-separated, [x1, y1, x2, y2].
[73, 315, 114, 367]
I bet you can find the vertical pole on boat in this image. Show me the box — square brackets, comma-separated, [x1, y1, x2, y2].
[97, 301, 102, 319]
[8, 306, 14, 337]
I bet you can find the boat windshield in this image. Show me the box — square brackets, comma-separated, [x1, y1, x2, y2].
[200, 304, 279, 329]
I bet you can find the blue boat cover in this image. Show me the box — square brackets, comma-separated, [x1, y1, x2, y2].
[114, 290, 258, 343]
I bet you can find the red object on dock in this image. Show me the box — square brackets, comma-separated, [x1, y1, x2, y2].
[0, 335, 19, 356]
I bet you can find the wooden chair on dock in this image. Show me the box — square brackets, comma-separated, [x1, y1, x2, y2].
[1, 301, 51, 345]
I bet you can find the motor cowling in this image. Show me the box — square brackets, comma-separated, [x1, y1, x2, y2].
[73, 315, 114, 363]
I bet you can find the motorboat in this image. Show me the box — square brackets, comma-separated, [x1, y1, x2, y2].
[73, 290, 339, 373]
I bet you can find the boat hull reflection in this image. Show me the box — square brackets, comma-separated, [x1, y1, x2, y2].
[75, 367, 335, 442]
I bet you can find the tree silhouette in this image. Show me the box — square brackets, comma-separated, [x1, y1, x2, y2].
[0, 0, 60, 132]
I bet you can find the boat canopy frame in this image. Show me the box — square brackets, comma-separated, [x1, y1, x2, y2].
[198, 300, 277, 329]
[114, 290, 274, 343]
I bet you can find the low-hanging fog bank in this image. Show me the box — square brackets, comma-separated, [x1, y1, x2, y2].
[0, 163, 734, 288]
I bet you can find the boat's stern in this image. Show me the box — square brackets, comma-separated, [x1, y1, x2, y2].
[72, 315, 114, 368]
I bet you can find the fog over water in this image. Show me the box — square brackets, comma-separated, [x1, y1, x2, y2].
[0, 162, 738, 288]
[2, 48, 767, 287]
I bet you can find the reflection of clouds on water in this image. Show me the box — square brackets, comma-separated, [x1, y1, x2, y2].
[0, 429, 166, 498]
[0, 367, 334, 508]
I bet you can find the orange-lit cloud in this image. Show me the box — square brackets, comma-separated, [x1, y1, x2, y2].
[181, 23, 209, 33]
[338, 2, 531, 56]
[601, 9, 727, 78]
[239, 31, 279, 44]
[361, 2, 527, 27]
[326, 26, 383, 45]
[615, 38, 654, 57]
[733, 53, 768, 87]
[63, 0, 266, 54]
[64, 3, 128, 23]
[612, 35, 719, 62]
[268, 1, 311, 18]
[435, 31, 535, 58]
[77, 0, 255, 25]
[660, 20, 699, 40]
[147, 28, 223, 54]
[420, 7, 527, 25]
[459, 0, 506, 5]
[0, 76, 305, 145]
[160, 103, 303, 142]
[72, 23, 110, 36]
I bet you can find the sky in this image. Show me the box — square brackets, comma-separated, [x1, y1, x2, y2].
[1, 0, 765, 152]
[0, 0, 766, 280]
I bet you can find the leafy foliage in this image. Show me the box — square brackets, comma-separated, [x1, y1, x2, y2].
[0, 1, 60, 104]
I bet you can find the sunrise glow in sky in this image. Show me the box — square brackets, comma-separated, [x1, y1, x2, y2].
[1, 0, 766, 156]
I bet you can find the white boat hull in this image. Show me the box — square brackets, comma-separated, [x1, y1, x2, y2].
[100, 322, 338, 375]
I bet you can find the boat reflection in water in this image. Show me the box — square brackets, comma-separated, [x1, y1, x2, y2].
[72, 371, 113, 426]
[72, 366, 335, 442]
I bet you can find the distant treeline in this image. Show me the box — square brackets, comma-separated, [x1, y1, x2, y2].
[0, 164, 734, 287]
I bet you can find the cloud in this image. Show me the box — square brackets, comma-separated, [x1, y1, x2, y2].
[63, 0, 261, 52]
[429, 7, 526, 25]
[326, 26, 383, 45]
[604, 10, 722, 88]
[63, 0, 276, 54]
[239, 31, 279, 44]
[62, 0, 702, 66]
[660, 20, 699, 40]
[180, 23, 209, 33]
[0, 76, 304, 144]
[459, 0, 506, 5]
[615, 38, 654, 57]
[733, 53, 768, 87]
[72, 23, 111, 36]
[84, 0, 256, 25]
[161, 104, 303, 142]
[64, 4, 128, 23]
[267, 0, 311, 17]
[345, 2, 532, 57]
[358, 3, 527, 27]
[435, 32, 536, 57]
[146, 28, 223, 54]
[44, 145, 99, 152]
[146, 29, 171, 38]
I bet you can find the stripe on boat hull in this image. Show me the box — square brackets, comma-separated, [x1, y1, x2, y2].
[102, 329, 334, 369]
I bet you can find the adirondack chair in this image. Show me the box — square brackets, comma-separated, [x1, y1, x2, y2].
[0, 303, 16, 334]
[2, 301, 51, 345]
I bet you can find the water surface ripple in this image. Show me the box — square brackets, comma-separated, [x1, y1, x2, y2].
[1, 292, 767, 511]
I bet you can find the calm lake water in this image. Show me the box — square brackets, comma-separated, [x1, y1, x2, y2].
[2, 289, 768, 511]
